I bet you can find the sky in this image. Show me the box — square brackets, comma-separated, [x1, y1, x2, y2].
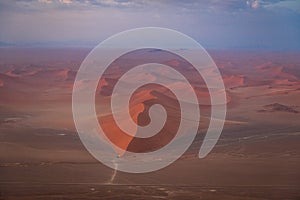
[0, 0, 299, 49]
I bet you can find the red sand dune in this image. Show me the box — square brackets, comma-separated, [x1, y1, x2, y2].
[255, 63, 297, 81]
[97, 83, 183, 154]
[165, 59, 181, 67]
[260, 103, 299, 113]
[31, 69, 75, 81]
[1, 48, 300, 158]
[0, 72, 23, 89]
[271, 79, 300, 86]
[269, 67, 297, 80]
[54, 69, 71, 81]
[98, 77, 109, 89]
[223, 75, 245, 88]
[5, 68, 39, 78]
[3, 68, 76, 84]
[254, 61, 274, 70]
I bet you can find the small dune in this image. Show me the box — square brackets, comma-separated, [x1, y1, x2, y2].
[256, 64, 297, 81]
[223, 75, 245, 88]
[259, 103, 299, 113]
[271, 79, 300, 86]
[5, 68, 39, 77]
[55, 68, 71, 81]
[165, 59, 181, 67]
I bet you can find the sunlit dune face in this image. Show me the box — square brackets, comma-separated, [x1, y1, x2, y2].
[98, 83, 181, 154]
[127, 84, 181, 153]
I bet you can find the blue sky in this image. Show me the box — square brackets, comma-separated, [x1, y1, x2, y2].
[0, 0, 299, 49]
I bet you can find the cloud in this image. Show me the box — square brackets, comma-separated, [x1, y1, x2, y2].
[1, 0, 297, 13]
[34, 0, 144, 8]
[59, 0, 72, 5]
[92, 0, 139, 7]
[38, 0, 52, 3]
[247, 0, 259, 9]
[263, 0, 300, 13]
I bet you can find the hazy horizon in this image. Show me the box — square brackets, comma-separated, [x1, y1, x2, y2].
[0, 0, 300, 50]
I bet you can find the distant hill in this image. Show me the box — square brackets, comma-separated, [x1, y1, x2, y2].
[259, 103, 299, 113]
